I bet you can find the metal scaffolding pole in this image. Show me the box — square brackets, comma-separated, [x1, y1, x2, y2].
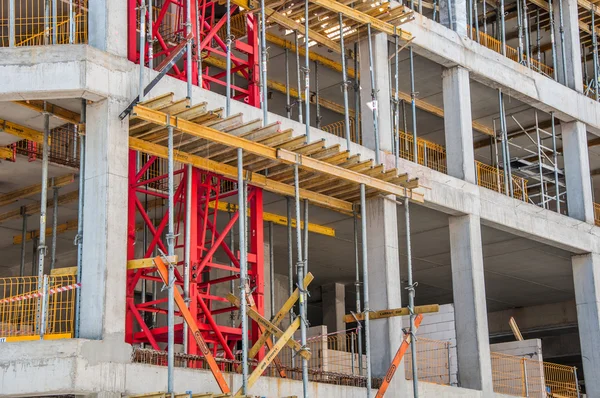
[269, 221, 275, 317]
[523, 0, 531, 68]
[74, 100, 85, 338]
[304, 0, 311, 142]
[148, 0, 153, 69]
[52, 0, 57, 44]
[238, 148, 249, 394]
[167, 125, 175, 395]
[315, 61, 321, 129]
[9, 0, 15, 46]
[186, 0, 192, 103]
[593, 7, 599, 101]
[360, 184, 372, 397]
[294, 165, 309, 398]
[469, 0, 473, 38]
[20, 208, 27, 277]
[226, 0, 232, 116]
[295, 31, 303, 124]
[50, 187, 59, 271]
[474, 0, 480, 41]
[535, 111, 546, 208]
[394, 31, 400, 169]
[354, 42, 361, 144]
[68, 0, 74, 43]
[353, 207, 363, 375]
[196, 0, 202, 87]
[366, 24, 381, 164]
[557, 0, 568, 84]
[500, 0, 506, 55]
[498, 90, 513, 197]
[516, 0, 524, 63]
[536, 9, 541, 67]
[340, 14, 352, 151]
[38, 112, 50, 284]
[551, 112, 561, 212]
[405, 198, 419, 398]
[286, 197, 295, 369]
[548, 0, 558, 80]
[44, 0, 50, 44]
[139, 3, 147, 102]
[285, 48, 291, 119]
[409, 46, 418, 163]
[183, 164, 192, 354]
[261, 0, 269, 124]
[303, 199, 308, 273]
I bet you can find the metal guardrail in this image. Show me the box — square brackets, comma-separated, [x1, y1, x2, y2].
[475, 160, 529, 202]
[0, 274, 77, 341]
[594, 203, 600, 226]
[491, 352, 579, 398]
[12, 124, 81, 168]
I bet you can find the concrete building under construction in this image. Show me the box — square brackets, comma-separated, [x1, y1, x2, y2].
[1, 0, 600, 396]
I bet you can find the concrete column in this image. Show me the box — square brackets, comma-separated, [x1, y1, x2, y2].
[553, 0, 583, 92]
[359, 33, 393, 156]
[572, 252, 600, 397]
[322, 283, 345, 334]
[561, 121, 594, 223]
[79, 97, 129, 341]
[366, 195, 406, 390]
[448, 214, 493, 393]
[89, 0, 128, 57]
[442, 66, 475, 184]
[440, 0, 468, 36]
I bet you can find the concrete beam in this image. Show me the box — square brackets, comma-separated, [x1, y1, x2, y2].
[322, 282, 346, 334]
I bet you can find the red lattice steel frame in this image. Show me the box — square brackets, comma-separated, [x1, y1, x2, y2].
[127, 0, 261, 107]
[126, 150, 265, 363]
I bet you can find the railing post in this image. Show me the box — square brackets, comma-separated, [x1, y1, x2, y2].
[574, 366, 580, 398]
[351, 332, 356, 375]
[521, 357, 529, 397]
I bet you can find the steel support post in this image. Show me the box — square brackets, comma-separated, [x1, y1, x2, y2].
[269, 221, 275, 317]
[405, 198, 418, 397]
[354, 42, 361, 144]
[294, 165, 308, 398]
[183, 164, 192, 354]
[517, 0, 523, 63]
[536, 10, 541, 67]
[409, 47, 418, 163]
[286, 196, 295, 369]
[549, 0, 558, 80]
[260, 0, 268, 124]
[285, 49, 291, 119]
[74, 101, 85, 338]
[38, 113, 50, 283]
[186, 0, 192, 103]
[40, 275, 49, 338]
[557, 0, 568, 84]
[498, 90, 513, 197]
[303, 200, 308, 274]
[147, 0, 153, 69]
[295, 31, 303, 124]
[44, 0, 50, 45]
[52, 0, 57, 44]
[50, 187, 59, 271]
[469, 0, 473, 38]
[304, 0, 311, 141]
[366, 24, 380, 164]
[551, 112, 560, 212]
[523, 0, 531, 68]
[353, 207, 363, 375]
[474, 0, 480, 41]
[238, 148, 249, 394]
[394, 31, 400, 169]
[315, 61, 321, 129]
[139, 3, 147, 102]
[167, 125, 175, 395]
[9, 0, 15, 47]
[593, 7, 599, 101]
[360, 184, 372, 397]
[68, 0, 74, 43]
[500, 0, 506, 55]
[340, 14, 352, 151]
[226, 0, 232, 115]
[20, 208, 27, 277]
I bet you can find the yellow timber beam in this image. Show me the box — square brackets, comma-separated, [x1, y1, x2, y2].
[131, 105, 423, 202]
[0, 147, 13, 160]
[308, 0, 412, 41]
[12, 100, 80, 125]
[213, 200, 335, 236]
[0, 190, 79, 224]
[129, 136, 354, 213]
[14, 219, 78, 244]
[0, 173, 76, 207]
[0, 119, 46, 144]
[127, 256, 178, 270]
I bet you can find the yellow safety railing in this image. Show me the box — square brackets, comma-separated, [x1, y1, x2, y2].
[321, 118, 362, 145]
[0, 274, 77, 341]
[491, 352, 579, 397]
[0, 0, 88, 47]
[396, 130, 447, 174]
[405, 337, 451, 385]
[475, 160, 528, 202]
[468, 28, 554, 78]
[594, 203, 600, 226]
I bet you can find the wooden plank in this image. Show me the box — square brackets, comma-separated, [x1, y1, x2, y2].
[0, 190, 79, 224]
[13, 100, 80, 124]
[129, 137, 354, 214]
[50, 266, 78, 275]
[0, 147, 13, 160]
[235, 318, 301, 396]
[225, 293, 311, 360]
[509, 317, 524, 341]
[132, 104, 423, 202]
[14, 219, 78, 244]
[153, 256, 231, 393]
[343, 304, 439, 323]
[0, 173, 76, 207]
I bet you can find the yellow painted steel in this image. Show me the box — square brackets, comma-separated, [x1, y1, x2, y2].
[475, 161, 528, 202]
[343, 304, 439, 323]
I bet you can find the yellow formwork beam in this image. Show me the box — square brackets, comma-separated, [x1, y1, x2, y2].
[212, 201, 335, 237]
[0, 190, 79, 224]
[13, 100, 81, 125]
[343, 304, 439, 323]
[0, 146, 13, 159]
[127, 256, 178, 270]
[0, 173, 75, 207]
[0, 119, 47, 144]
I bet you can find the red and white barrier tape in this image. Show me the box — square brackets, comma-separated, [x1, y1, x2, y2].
[0, 282, 81, 305]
